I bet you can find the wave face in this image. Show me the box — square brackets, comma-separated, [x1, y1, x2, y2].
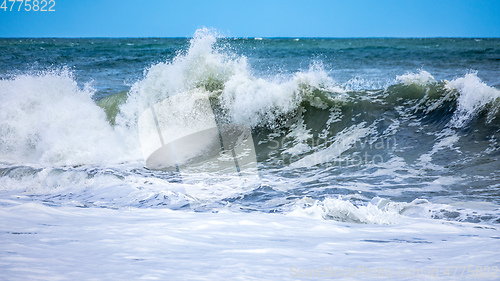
[113, 29, 500, 209]
[1, 29, 500, 280]
[0, 29, 499, 223]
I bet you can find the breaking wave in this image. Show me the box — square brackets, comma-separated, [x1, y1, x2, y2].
[0, 29, 499, 225]
[1, 28, 499, 171]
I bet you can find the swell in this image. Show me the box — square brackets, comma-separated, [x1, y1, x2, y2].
[101, 70, 499, 165]
[93, 28, 500, 173]
[1, 28, 499, 170]
[1, 30, 500, 227]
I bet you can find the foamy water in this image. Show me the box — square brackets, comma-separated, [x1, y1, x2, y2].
[0, 29, 499, 280]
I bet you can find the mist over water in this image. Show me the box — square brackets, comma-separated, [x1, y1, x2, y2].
[1, 29, 499, 279]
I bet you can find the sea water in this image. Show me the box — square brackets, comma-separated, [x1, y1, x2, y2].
[0, 28, 499, 280]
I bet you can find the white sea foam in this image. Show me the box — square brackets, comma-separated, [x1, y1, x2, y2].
[120, 28, 342, 131]
[288, 195, 499, 226]
[118, 28, 242, 127]
[396, 70, 436, 86]
[289, 197, 403, 224]
[289, 122, 374, 168]
[1, 203, 498, 280]
[395, 70, 500, 128]
[0, 70, 132, 166]
[1, 29, 497, 184]
[417, 128, 460, 167]
[221, 62, 341, 127]
[1, 31, 499, 280]
[445, 72, 500, 127]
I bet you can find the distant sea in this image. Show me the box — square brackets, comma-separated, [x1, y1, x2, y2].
[1, 29, 499, 280]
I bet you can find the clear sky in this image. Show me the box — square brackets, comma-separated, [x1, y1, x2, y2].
[0, 0, 499, 38]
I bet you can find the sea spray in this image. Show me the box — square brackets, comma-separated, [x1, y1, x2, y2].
[1, 32, 499, 280]
[118, 29, 343, 132]
[0, 70, 132, 166]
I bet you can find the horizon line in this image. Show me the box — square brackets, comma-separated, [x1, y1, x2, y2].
[1, 36, 499, 39]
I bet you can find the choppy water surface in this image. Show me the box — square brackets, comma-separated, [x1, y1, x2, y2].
[1, 29, 499, 280]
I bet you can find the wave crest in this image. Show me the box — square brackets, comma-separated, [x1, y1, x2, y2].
[0, 70, 129, 166]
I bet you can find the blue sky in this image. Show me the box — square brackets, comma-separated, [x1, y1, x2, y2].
[0, 0, 499, 37]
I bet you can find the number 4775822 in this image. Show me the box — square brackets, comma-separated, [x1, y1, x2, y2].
[1, 0, 55, 11]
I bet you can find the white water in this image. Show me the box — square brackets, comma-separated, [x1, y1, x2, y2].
[1, 30, 500, 280]
[446, 73, 500, 127]
[1, 35, 498, 168]
[0, 70, 135, 166]
[120, 28, 342, 131]
[1, 203, 498, 280]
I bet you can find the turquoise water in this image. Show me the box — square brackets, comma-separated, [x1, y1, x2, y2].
[0, 30, 499, 280]
[1, 37, 498, 97]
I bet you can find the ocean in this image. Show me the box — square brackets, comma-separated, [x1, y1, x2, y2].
[1, 28, 499, 280]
